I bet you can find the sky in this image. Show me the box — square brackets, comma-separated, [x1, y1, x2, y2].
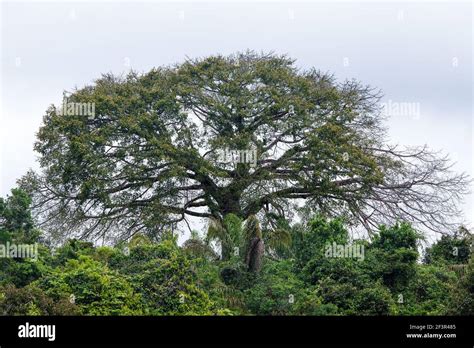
[0, 0, 472, 243]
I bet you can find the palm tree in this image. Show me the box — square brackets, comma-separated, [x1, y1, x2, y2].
[206, 214, 292, 273]
[206, 214, 243, 261]
[243, 215, 264, 273]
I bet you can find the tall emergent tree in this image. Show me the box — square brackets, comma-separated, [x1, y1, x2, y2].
[25, 52, 469, 241]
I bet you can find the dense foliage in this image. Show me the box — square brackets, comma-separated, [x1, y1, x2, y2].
[27, 52, 469, 243]
[0, 189, 472, 316]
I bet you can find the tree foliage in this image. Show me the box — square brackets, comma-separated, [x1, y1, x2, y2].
[25, 52, 469, 241]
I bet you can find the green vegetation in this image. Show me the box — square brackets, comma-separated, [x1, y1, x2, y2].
[1, 189, 472, 316]
[4, 52, 470, 316]
[27, 51, 469, 243]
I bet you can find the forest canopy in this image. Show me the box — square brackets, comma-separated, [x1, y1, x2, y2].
[0, 188, 473, 316]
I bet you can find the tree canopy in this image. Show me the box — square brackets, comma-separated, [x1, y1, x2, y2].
[25, 51, 469, 241]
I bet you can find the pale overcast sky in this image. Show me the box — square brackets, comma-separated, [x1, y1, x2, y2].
[0, 1, 472, 242]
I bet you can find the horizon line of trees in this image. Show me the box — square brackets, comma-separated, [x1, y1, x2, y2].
[0, 188, 472, 316]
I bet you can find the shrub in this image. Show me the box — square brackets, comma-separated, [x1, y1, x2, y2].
[35, 255, 143, 315]
[244, 260, 308, 315]
[0, 284, 78, 315]
[353, 284, 394, 315]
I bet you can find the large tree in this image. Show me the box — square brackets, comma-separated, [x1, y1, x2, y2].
[25, 52, 469, 241]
